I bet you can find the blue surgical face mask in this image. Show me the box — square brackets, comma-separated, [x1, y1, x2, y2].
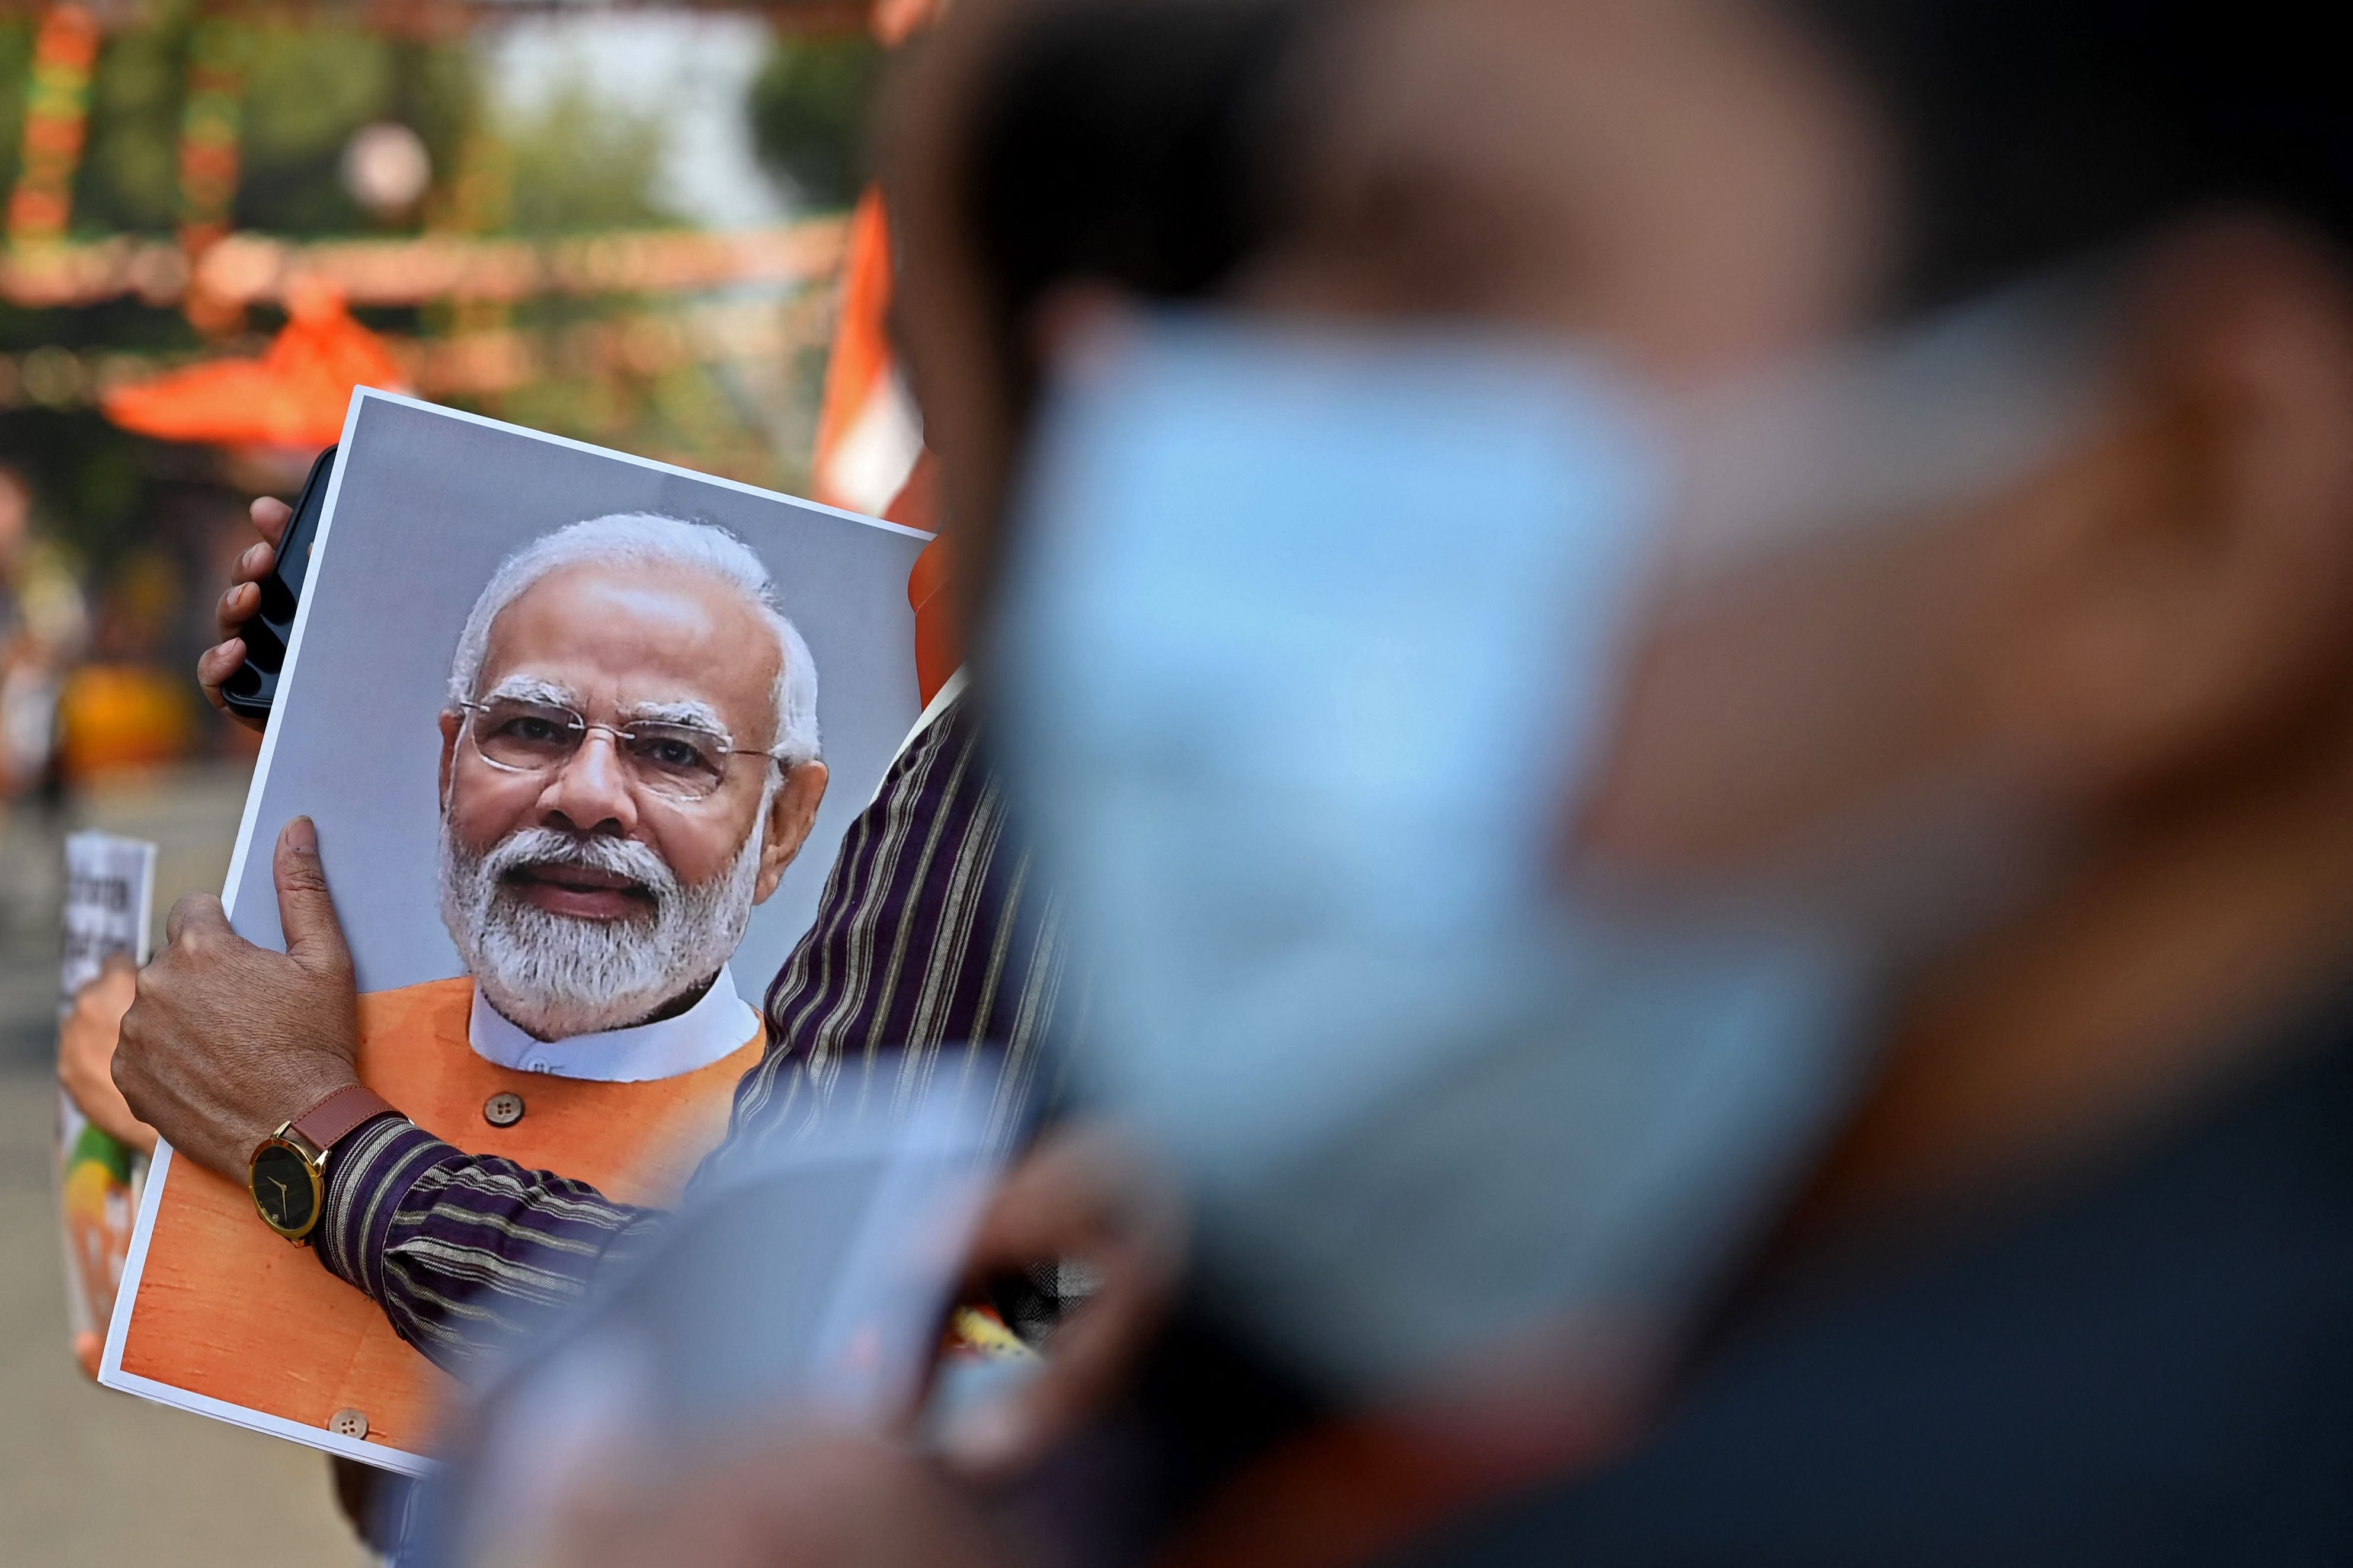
[992, 308, 2086, 1396]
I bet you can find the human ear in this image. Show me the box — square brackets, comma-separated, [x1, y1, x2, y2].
[438, 711, 462, 808]
[753, 762, 830, 904]
[1976, 220, 2353, 802]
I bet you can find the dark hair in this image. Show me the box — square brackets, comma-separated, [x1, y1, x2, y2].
[1786, 0, 2353, 311]
[952, 0, 2352, 374]
[956, 0, 1314, 409]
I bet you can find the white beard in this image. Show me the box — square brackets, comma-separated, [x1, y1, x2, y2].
[438, 809, 767, 1041]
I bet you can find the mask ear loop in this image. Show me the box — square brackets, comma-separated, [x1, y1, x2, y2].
[1664, 265, 2124, 585]
[1571, 270, 2123, 967]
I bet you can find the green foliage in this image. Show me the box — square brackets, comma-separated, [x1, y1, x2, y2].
[78, 23, 184, 232]
[500, 81, 674, 235]
[233, 24, 400, 233]
[746, 34, 883, 211]
[2, 11, 681, 241]
[1, 11, 778, 582]
[14, 7, 482, 239]
[5, 11, 470, 582]
[0, 404, 184, 569]
[0, 21, 33, 197]
[233, 27, 479, 236]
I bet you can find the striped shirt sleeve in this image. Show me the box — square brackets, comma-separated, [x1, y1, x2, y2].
[313, 692, 1074, 1374]
[313, 1115, 665, 1372]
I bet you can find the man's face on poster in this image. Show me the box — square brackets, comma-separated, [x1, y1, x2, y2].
[435, 560, 827, 1040]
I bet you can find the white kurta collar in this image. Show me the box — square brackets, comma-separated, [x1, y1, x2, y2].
[467, 965, 758, 1082]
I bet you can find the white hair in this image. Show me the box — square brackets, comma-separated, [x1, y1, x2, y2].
[446, 512, 819, 765]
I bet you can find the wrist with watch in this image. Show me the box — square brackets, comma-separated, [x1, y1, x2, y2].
[247, 1083, 399, 1243]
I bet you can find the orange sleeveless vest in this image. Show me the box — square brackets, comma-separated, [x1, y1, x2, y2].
[119, 976, 763, 1457]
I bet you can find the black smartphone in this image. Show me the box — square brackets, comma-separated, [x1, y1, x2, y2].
[219, 443, 337, 724]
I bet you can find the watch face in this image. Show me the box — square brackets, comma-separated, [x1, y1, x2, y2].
[251, 1142, 319, 1236]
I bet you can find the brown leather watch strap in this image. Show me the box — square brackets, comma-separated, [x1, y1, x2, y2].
[288, 1083, 399, 1158]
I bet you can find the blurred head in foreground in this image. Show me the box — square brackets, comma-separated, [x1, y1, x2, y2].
[881, 0, 2353, 1555]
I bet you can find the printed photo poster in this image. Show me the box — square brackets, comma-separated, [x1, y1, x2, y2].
[101, 390, 930, 1472]
[58, 831, 157, 1378]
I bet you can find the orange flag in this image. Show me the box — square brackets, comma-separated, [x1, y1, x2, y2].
[812, 190, 926, 520]
[815, 0, 959, 706]
[103, 281, 407, 451]
[814, 188, 959, 704]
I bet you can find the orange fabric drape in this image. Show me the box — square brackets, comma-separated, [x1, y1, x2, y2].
[816, 0, 959, 704]
[812, 188, 902, 503]
[103, 283, 406, 450]
[814, 188, 959, 703]
[894, 458, 961, 704]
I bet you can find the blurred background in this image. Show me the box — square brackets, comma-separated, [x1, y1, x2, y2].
[0, 0, 901, 1556]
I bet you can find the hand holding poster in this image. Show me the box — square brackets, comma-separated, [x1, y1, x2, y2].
[100, 391, 928, 1471]
[57, 831, 158, 1379]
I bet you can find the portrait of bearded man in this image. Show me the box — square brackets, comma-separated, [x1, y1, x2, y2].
[116, 512, 831, 1451]
[428, 511, 827, 1072]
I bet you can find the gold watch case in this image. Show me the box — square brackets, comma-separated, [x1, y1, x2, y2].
[248, 1123, 329, 1243]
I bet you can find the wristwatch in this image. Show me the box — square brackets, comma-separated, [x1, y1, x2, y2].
[248, 1084, 398, 1243]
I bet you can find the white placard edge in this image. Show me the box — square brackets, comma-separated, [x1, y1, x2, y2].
[100, 386, 929, 1470]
